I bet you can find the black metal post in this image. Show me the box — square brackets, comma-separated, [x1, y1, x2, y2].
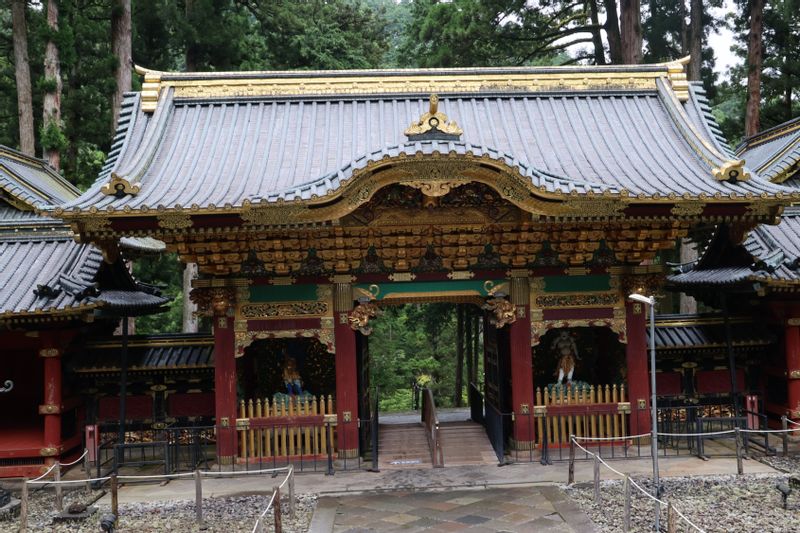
[721, 294, 739, 418]
[117, 316, 130, 460]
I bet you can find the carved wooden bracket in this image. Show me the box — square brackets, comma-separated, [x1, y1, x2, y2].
[483, 297, 516, 328]
[348, 301, 382, 335]
[190, 287, 237, 317]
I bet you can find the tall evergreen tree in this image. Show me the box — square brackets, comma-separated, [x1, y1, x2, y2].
[745, 0, 764, 136]
[42, 0, 63, 169]
[620, 0, 642, 63]
[111, 0, 132, 130]
[12, 0, 34, 155]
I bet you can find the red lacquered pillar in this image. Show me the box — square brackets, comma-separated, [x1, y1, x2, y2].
[625, 300, 651, 436]
[509, 275, 534, 449]
[785, 323, 800, 420]
[39, 333, 63, 465]
[210, 290, 238, 464]
[333, 282, 359, 459]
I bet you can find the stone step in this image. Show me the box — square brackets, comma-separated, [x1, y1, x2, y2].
[378, 423, 432, 469]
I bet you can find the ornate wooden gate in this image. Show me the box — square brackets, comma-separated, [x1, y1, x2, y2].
[534, 384, 631, 446]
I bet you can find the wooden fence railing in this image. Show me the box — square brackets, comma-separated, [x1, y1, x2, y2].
[236, 395, 336, 461]
[534, 384, 630, 446]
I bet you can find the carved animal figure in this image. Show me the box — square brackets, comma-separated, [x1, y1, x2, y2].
[348, 302, 381, 335]
[483, 297, 516, 328]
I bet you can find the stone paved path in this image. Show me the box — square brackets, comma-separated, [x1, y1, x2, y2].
[319, 486, 597, 532]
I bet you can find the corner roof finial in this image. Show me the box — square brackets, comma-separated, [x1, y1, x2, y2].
[404, 94, 463, 141]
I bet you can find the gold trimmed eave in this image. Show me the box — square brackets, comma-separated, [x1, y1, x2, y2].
[134, 57, 694, 115]
[56, 149, 797, 233]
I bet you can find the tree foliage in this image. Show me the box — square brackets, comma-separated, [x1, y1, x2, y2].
[368, 304, 483, 411]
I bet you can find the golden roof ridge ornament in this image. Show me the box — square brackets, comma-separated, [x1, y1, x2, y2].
[663, 55, 690, 102]
[404, 94, 463, 141]
[134, 64, 163, 113]
[101, 172, 141, 197]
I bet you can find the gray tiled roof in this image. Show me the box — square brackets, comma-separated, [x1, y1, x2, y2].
[667, 265, 756, 286]
[74, 334, 214, 372]
[668, 207, 800, 287]
[737, 117, 800, 183]
[0, 146, 80, 208]
[741, 207, 800, 283]
[60, 68, 790, 215]
[0, 232, 169, 320]
[649, 314, 775, 350]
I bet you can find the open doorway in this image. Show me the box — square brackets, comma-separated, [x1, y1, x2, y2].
[362, 303, 484, 415]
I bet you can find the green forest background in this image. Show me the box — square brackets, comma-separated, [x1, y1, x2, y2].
[2, 0, 798, 409]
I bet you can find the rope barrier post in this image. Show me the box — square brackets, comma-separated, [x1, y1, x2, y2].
[54, 463, 63, 511]
[20, 478, 28, 532]
[288, 466, 295, 518]
[568, 436, 575, 485]
[623, 474, 631, 533]
[593, 454, 600, 504]
[735, 427, 743, 475]
[111, 473, 119, 518]
[325, 422, 334, 476]
[273, 486, 282, 533]
[667, 502, 677, 533]
[782, 416, 789, 457]
[194, 469, 203, 527]
[84, 449, 91, 493]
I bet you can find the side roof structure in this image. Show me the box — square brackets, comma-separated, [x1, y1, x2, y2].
[0, 145, 168, 327]
[54, 58, 795, 229]
[736, 116, 800, 184]
[668, 206, 800, 294]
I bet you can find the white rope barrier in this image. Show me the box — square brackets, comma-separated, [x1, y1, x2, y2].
[28, 449, 90, 482]
[28, 462, 59, 482]
[576, 426, 800, 441]
[250, 466, 293, 533]
[741, 427, 800, 434]
[28, 476, 112, 485]
[573, 433, 651, 441]
[59, 449, 89, 466]
[251, 491, 278, 533]
[571, 437, 706, 533]
[659, 429, 737, 437]
[26, 465, 292, 486]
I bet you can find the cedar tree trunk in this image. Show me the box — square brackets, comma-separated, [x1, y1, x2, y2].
[588, 0, 606, 64]
[620, 0, 642, 64]
[42, 0, 62, 170]
[688, 0, 703, 81]
[603, 0, 623, 63]
[745, 0, 764, 137]
[111, 0, 132, 131]
[12, 0, 34, 156]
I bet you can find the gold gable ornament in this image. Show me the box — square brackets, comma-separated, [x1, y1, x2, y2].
[405, 94, 463, 141]
[101, 172, 141, 197]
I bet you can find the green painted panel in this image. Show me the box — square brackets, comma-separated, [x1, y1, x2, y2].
[543, 275, 610, 293]
[249, 284, 319, 302]
[355, 280, 505, 300]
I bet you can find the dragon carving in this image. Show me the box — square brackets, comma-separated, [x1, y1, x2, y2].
[483, 297, 516, 328]
[348, 301, 382, 335]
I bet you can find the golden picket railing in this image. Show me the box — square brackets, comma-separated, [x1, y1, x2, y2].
[235, 395, 336, 461]
[534, 384, 631, 446]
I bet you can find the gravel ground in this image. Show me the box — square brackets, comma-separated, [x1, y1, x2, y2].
[760, 454, 800, 474]
[566, 472, 800, 533]
[0, 487, 316, 532]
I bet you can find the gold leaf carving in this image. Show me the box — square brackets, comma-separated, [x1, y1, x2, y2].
[81, 217, 112, 233]
[713, 160, 750, 182]
[101, 172, 141, 197]
[239, 301, 328, 319]
[671, 203, 705, 216]
[404, 94, 463, 137]
[157, 211, 193, 230]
